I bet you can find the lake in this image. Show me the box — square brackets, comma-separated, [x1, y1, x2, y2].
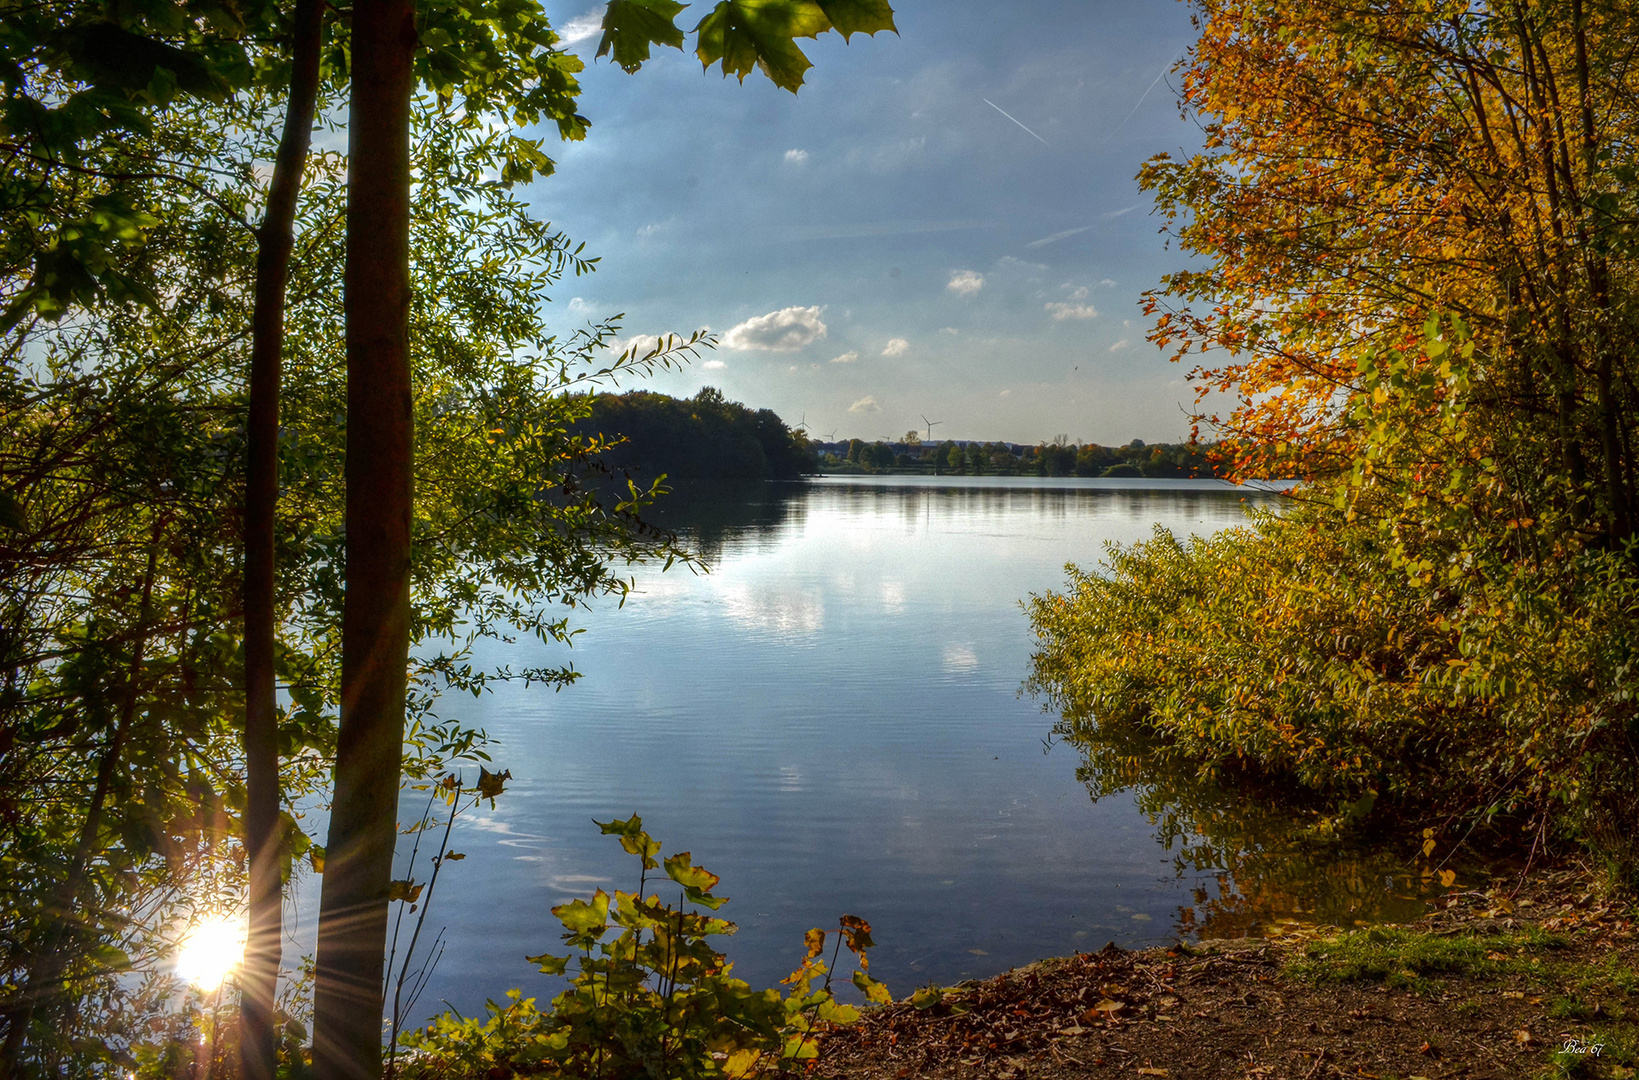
[390, 475, 1421, 1021]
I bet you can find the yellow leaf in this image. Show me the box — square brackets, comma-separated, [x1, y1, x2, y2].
[723, 1049, 762, 1078]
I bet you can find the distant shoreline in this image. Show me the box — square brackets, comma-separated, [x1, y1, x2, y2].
[801, 473, 1296, 493]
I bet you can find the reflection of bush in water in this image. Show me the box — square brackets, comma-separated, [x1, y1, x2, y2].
[641, 480, 805, 563]
[1057, 720, 1461, 939]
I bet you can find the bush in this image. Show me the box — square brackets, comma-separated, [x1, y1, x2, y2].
[396, 817, 886, 1078]
[1027, 497, 1639, 885]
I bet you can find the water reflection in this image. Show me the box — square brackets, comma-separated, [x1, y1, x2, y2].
[641, 479, 805, 562]
[400, 477, 1310, 1014]
[1051, 718, 1474, 939]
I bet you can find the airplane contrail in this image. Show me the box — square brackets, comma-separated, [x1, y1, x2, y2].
[983, 98, 1051, 147]
[1026, 223, 1096, 249]
[1103, 51, 1184, 146]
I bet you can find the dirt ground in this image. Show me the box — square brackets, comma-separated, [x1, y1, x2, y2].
[815, 868, 1638, 1080]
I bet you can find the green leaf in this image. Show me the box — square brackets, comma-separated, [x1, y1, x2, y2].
[814, 0, 897, 37]
[596, 813, 645, 837]
[54, 22, 230, 99]
[597, 814, 663, 868]
[910, 985, 944, 1010]
[782, 1032, 820, 1060]
[851, 969, 892, 1004]
[694, 0, 831, 93]
[663, 851, 727, 908]
[597, 0, 688, 72]
[0, 489, 26, 532]
[553, 890, 611, 945]
[526, 951, 570, 975]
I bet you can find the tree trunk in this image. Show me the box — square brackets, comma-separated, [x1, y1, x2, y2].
[308, 0, 416, 1070]
[240, 0, 324, 1075]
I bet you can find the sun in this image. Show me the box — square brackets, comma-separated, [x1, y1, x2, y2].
[175, 916, 247, 991]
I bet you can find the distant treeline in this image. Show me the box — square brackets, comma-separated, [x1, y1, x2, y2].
[580, 388, 819, 480]
[817, 437, 1232, 478]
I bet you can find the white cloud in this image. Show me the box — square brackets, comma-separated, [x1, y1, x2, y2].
[946, 269, 984, 297]
[567, 296, 596, 315]
[557, 5, 605, 46]
[1109, 339, 1130, 351]
[702, 359, 726, 369]
[829, 350, 859, 364]
[1101, 279, 1119, 288]
[784, 148, 810, 165]
[881, 337, 910, 357]
[610, 333, 661, 357]
[724, 306, 828, 352]
[1045, 302, 1098, 321]
[940, 327, 959, 335]
[1065, 284, 1090, 300]
[998, 389, 1012, 397]
[848, 395, 882, 413]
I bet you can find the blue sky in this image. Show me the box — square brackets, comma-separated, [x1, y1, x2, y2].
[528, 1, 1205, 445]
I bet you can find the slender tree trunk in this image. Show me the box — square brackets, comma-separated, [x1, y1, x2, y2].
[240, 0, 325, 1076]
[309, 0, 416, 1071]
[1568, 0, 1632, 542]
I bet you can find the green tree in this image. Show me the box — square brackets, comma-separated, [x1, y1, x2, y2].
[0, 95, 697, 1074]
[313, 4, 896, 1076]
[582, 389, 817, 480]
[3, 3, 897, 1074]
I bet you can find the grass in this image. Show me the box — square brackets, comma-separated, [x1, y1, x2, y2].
[1285, 923, 1639, 1079]
[1537, 1023, 1639, 1079]
[1285, 924, 1569, 993]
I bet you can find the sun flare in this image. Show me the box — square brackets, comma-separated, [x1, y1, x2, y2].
[175, 916, 247, 991]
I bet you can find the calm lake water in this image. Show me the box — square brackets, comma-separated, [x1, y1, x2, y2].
[384, 475, 1420, 1021]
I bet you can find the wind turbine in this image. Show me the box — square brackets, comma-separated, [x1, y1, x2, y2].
[922, 415, 944, 476]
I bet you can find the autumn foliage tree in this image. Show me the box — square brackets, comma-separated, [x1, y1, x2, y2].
[1033, 0, 1639, 887]
[1142, 0, 1638, 546]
